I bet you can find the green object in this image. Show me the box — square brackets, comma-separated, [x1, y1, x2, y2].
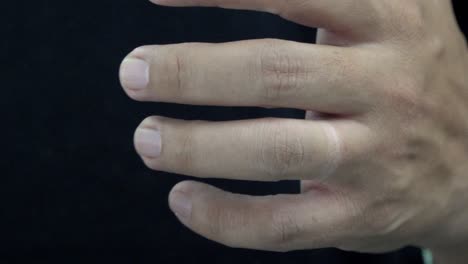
[422, 248, 433, 264]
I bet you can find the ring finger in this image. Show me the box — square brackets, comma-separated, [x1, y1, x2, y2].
[134, 116, 372, 181]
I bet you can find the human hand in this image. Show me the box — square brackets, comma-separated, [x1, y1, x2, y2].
[119, 0, 468, 261]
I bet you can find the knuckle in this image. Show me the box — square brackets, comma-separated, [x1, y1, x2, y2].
[152, 45, 190, 102]
[402, 2, 425, 33]
[319, 49, 363, 102]
[390, 87, 418, 110]
[174, 125, 196, 171]
[369, 212, 405, 238]
[258, 41, 304, 103]
[380, 1, 425, 40]
[257, 120, 305, 179]
[380, 74, 422, 117]
[168, 50, 188, 100]
[204, 207, 247, 249]
[425, 35, 446, 60]
[264, 210, 302, 250]
[204, 206, 227, 239]
[356, 196, 408, 239]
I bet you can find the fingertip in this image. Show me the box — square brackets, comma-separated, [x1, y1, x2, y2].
[168, 181, 211, 224]
[119, 47, 153, 100]
[148, 0, 178, 6]
[170, 180, 199, 195]
[169, 181, 214, 202]
[169, 190, 192, 223]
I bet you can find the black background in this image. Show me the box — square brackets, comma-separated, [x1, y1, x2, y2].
[1, 1, 466, 263]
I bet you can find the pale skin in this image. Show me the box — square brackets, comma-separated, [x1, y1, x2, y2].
[119, 0, 468, 263]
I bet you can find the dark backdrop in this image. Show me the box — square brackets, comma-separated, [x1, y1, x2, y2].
[1, 1, 466, 263]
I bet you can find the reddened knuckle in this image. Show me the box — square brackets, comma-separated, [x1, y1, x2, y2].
[170, 51, 188, 100]
[357, 196, 408, 239]
[265, 210, 302, 249]
[403, 2, 425, 32]
[364, 214, 392, 237]
[203, 206, 227, 240]
[258, 42, 303, 102]
[205, 207, 247, 248]
[376, 1, 425, 41]
[258, 121, 305, 179]
[176, 129, 195, 171]
[321, 50, 362, 100]
[391, 88, 418, 109]
[153, 45, 190, 101]
[380, 74, 422, 116]
[426, 35, 446, 60]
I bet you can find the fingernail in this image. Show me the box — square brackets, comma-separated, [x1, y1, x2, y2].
[120, 58, 149, 90]
[170, 191, 192, 222]
[134, 128, 162, 158]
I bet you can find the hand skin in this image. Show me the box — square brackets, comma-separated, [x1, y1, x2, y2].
[119, 0, 468, 263]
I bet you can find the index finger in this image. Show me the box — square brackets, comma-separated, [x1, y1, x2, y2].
[150, 0, 378, 35]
